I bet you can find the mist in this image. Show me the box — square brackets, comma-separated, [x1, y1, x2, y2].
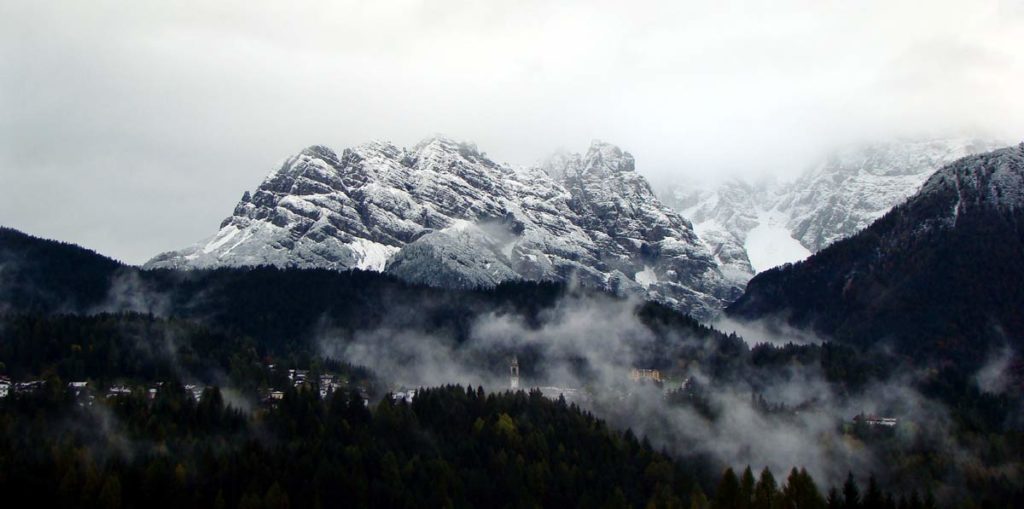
[316, 289, 995, 492]
[975, 345, 1017, 395]
[2, 0, 1023, 264]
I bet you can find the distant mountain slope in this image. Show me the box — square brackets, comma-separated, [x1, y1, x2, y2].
[780, 138, 1007, 252]
[146, 137, 739, 319]
[727, 143, 1024, 365]
[0, 226, 733, 360]
[0, 227, 125, 313]
[663, 138, 1004, 285]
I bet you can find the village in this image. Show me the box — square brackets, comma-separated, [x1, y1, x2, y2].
[0, 361, 373, 409]
[260, 365, 371, 407]
[0, 375, 207, 406]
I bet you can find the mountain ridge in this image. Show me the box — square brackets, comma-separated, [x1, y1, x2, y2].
[726, 142, 1024, 366]
[146, 136, 740, 319]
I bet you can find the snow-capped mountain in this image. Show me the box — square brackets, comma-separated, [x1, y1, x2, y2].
[661, 138, 1005, 286]
[147, 137, 741, 319]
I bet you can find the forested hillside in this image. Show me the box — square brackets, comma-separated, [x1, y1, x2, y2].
[728, 145, 1024, 370]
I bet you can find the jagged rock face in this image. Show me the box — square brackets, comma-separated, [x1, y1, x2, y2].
[661, 138, 1004, 285]
[147, 137, 740, 319]
[544, 144, 738, 310]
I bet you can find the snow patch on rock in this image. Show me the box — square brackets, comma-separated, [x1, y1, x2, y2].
[634, 266, 658, 288]
[744, 210, 810, 272]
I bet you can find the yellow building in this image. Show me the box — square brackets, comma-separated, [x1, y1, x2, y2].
[630, 368, 662, 383]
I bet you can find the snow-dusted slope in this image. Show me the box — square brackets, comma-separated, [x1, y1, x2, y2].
[779, 138, 1006, 252]
[661, 138, 1003, 285]
[147, 137, 740, 319]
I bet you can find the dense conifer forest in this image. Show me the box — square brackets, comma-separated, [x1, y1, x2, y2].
[4, 382, 997, 509]
[0, 227, 1022, 507]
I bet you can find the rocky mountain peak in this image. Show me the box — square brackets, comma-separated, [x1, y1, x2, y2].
[410, 135, 461, 159]
[582, 141, 635, 175]
[545, 141, 637, 180]
[299, 144, 339, 162]
[146, 137, 740, 320]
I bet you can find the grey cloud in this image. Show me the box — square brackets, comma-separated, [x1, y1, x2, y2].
[2, 1, 1023, 263]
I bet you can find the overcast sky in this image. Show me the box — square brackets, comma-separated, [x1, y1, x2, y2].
[2, 0, 1023, 264]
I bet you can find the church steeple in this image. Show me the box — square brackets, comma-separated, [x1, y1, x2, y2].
[510, 356, 520, 390]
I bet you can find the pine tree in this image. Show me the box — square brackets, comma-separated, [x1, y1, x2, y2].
[862, 475, 883, 509]
[781, 468, 825, 509]
[713, 468, 741, 509]
[827, 487, 842, 509]
[646, 483, 684, 509]
[842, 472, 861, 509]
[753, 468, 778, 509]
[689, 486, 710, 509]
[740, 466, 756, 509]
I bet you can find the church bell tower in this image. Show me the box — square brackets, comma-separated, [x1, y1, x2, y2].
[510, 356, 520, 390]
